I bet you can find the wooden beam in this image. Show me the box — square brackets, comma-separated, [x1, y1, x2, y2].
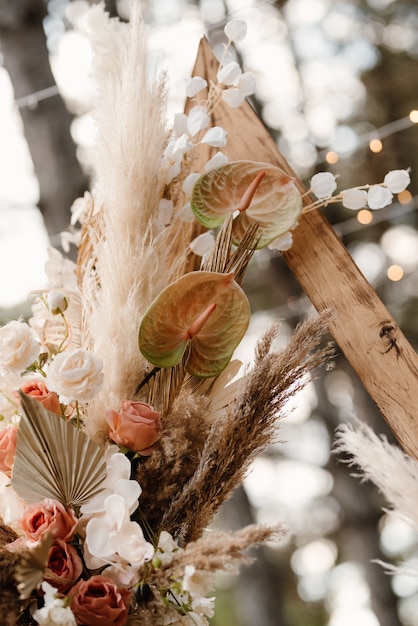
[190, 38, 418, 459]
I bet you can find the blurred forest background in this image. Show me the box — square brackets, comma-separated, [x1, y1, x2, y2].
[1, 0, 418, 625]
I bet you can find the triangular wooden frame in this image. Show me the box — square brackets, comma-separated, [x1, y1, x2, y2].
[188, 38, 418, 459]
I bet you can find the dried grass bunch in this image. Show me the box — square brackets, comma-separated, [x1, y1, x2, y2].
[0, 5, 334, 625]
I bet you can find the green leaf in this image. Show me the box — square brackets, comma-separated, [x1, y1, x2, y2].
[12, 393, 107, 508]
[190, 160, 302, 248]
[138, 271, 250, 378]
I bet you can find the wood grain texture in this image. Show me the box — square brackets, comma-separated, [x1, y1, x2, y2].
[190, 38, 418, 458]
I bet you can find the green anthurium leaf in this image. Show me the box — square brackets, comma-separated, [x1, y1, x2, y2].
[138, 271, 250, 378]
[190, 161, 303, 249]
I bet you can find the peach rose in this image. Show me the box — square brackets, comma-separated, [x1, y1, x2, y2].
[20, 498, 78, 542]
[70, 575, 132, 626]
[18, 380, 61, 415]
[45, 539, 83, 592]
[105, 400, 162, 455]
[0, 424, 18, 477]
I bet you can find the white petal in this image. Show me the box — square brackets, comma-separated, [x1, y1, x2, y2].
[237, 72, 256, 96]
[221, 88, 245, 108]
[86, 517, 111, 557]
[173, 113, 188, 137]
[224, 18, 247, 42]
[187, 106, 210, 137]
[342, 188, 368, 210]
[200, 126, 227, 148]
[177, 202, 195, 222]
[384, 169, 411, 193]
[182, 173, 200, 196]
[217, 62, 242, 86]
[204, 152, 229, 171]
[310, 172, 337, 199]
[367, 185, 393, 209]
[113, 478, 141, 513]
[184, 76, 208, 97]
[268, 231, 293, 251]
[189, 232, 216, 256]
[158, 199, 173, 225]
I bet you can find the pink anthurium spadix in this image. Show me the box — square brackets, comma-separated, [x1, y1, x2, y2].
[190, 160, 303, 249]
[138, 271, 250, 378]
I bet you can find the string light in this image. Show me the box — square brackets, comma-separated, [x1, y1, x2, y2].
[325, 151, 339, 164]
[398, 190, 412, 204]
[369, 139, 383, 153]
[387, 264, 404, 281]
[357, 209, 373, 225]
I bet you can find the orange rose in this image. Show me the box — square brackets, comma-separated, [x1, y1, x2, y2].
[105, 400, 162, 455]
[19, 379, 61, 414]
[45, 539, 83, 592]
[70, 575, 132, 626]
[20, 498, 78, 542]
[0, 424, 18, 477]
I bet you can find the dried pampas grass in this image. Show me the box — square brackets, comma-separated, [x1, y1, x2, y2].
[334, 419, 418, 528]
[135, 314, 334, 541]
[78, 5, 191, 436]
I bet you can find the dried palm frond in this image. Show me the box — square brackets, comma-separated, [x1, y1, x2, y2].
[12, 394, 106, 508]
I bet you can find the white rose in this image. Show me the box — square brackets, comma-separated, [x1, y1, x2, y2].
[47, 348, 103, 403]
[0, 321, 40, 375]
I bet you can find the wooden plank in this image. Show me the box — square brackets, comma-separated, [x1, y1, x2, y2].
[190, 38, 418, 459]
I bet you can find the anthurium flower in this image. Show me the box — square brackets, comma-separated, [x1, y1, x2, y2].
[138, 271, 250, 378]
[190, 161, 302, 249]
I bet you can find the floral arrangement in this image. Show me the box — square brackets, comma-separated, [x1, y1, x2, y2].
[0, 5, 412, 626]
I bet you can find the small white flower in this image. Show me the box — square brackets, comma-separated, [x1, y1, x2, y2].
[173, 113, 188, 137]
[367, 185, 393, 210]
[310, 172, 337, 199]
[221, 88, 245, 108]
[268, 231, 293, 252]
[204, 152, 229, 171]
[189, 232, 216, 256]
[205, 151, 229, 172]
[46, 348, 103, 404]
[70, 191, 93, 226]
[237, 72, 256, 96]
[177, 202, 195, 222]
[164, 134, 194, 162]
[224, 18, 247, 42]
[158, 199, 174, 226]
[81, 448, 141, 517]
[200, 126, 227, 148]
[182, 173, 200, 196]
[187, 106, 210, 137]
[183, 564, 214, 597]
[342, 188, 368, 210]
[217, 61, 242, 86]
[383, 169, 410, 193]
[33, 583, 76, 626]
[85, 494, 154, 569]
[0, 321, 40, 376]
[184, 76, 207, 98]
[47, 291, 69, 315]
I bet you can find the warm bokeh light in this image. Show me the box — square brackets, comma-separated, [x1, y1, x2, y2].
[409, 109, 418, 123]
[397, 189, 412, 204]
[357, 209, 373, 224]
[326, 151, 339, 164]
[387, 264, 404, 281]
[369, 138, 382, 153]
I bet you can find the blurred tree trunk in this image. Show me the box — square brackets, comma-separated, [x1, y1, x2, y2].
[0, 0, 88, 240]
